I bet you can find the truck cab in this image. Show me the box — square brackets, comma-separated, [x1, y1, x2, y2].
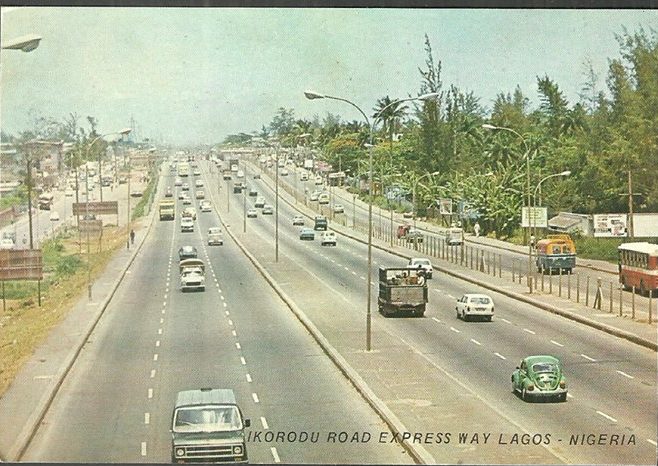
[171, 388, 250, 463]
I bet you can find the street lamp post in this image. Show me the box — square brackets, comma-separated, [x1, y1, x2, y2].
[482, 123, 533, 293]
[305, 90, 440, 351]
[532, 170, 571, 241]
[85, 129, 131, 202]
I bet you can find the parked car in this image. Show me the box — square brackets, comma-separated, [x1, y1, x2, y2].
[333, 203, 344, 214]
[299, 228, 315, 241]
[408, 258, 433, 279]
[511, 355, 567, 402]
[292, 215, 304, 226]
[320, 231, 337, 246]
[195, 179, 204, 188]
[49, 211, 60, 221]
[174, 177, 183, 186]
[262, 204, 274, 215]
[178, 245, 198, 260]
[130, 190, 143, 198]
[247, 208, 258, 218]
[165, 188, 173, 197]
[455, 293, 494, 321]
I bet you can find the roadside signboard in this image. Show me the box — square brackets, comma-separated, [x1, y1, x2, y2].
[304, 159, 314, 169]
[78, 219, 103, 234]
[437, 198, 453, 215]
[521, 206, 548, 228]
[73, 201, 118, 216]
[0, 249, 43, 280]
[593, 213, 628, 237]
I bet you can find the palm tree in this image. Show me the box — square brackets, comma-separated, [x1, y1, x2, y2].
[373, 96, 408, 204]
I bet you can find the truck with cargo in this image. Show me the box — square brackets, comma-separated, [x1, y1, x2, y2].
[159, 199, 176, 221]
[378, 266, 428, 317]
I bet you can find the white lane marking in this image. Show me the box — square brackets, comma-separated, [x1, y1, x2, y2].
[470, 339, 482, 346]
[567, 393, 574, 399]
[141, 441, 147, 456]
[148, 388, 153, 399]
[153, 354, 158, 361]
[232, 330, 237, 337]
[236, 342, 241, 349]
[155, 340, 160, 347]
[596, 411, 618, 423]
[225, 310, 229, 315]
[331, 259, 336, 263]
[246, 374, 252, 382]
[270, 447, 280, 463]
[370, 281, 375, 286]
[220, 295, 225, 300]
[240, 357, 246, 365]
[550, 340, 564, 347]
[160, 318, 164, 324]
[523, 328, 536, 335]
[162, 309, 165, 314]
[162, 301, 167, 307]
[144, 413, 150, 424]
[352, 271, 357, 275]
[261, 417, 269, 429]
[344, 266, 349, 271]
[158, 328, 162, 335]
[449, 327, 460, 333]
[228, 319, 233, 326]
[252, 392, 259, 403]
[432, 317, 441, 323]
[581, 354, 596, 362]
[446, 294, 454, 299]
[150, 369, 156, 378]
[494, 352, 506, 360]
[500, 318, 511, 324]
[616, 370, 635, 379]
[223, 303, 227, 308]
[647, 439, 657, 446]
[164, 293, 167, 299]
[360, 276, 366, 280]
[218, 288, 222, 293]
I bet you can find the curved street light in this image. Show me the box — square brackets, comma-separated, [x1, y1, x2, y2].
[305, 90, 440, 351]
[86, 128, 132, 202]
[1, 34, 42, 52]
[532, 170, 571, 240]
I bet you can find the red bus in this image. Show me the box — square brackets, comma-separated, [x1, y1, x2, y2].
[618, 242, 658, 294]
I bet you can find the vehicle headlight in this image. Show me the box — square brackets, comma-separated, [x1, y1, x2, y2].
[559, 380, 566, 388]
[176, 448, 185, 457]
[526, 384, 535, 391]
[233, 445, 243, 455]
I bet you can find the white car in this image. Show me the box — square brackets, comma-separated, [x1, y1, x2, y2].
[195, 179, 204, 188]
[207, 227, 223, 245]
[333, 204, 344, 214]
[318, 193, 330, 205]
[247, 208, 258, 218]
[49, 211, 60, 221]
[195, 190, 205, 199]
[174, 178, 183, 186]
[320, 231, 337, 246]
[262, 204, 274, 215]
[408, 257, 433, 279]
[180, 217, 194, 232]
[200, 200, 212, 212]
[456, 294, 494, 322]
[315, 176, 323, 185]
[255, 197, 265, 208]
[292, 215, 304, 226]
[65, 188, 74, 197]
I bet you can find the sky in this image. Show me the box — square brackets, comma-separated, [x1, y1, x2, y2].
[1, 7, 656, 146]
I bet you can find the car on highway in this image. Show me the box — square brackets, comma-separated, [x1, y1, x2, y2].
[130, 190, 143, 198]
[181, 195, 192, 205]
[49, 211, 60, 221]
[0, 238, 15, 249]
[318, 192, 330, 204]
[195, 190, 205, 199]
[181, 217, 194, 233]
[309, 191, 320, 201]
[320, 231, 337, 246]
[314, 215, 328, 231]
[511, 355, 567, 402]
[193, 169, 201, 176]
[178, 245, 198, 261]
[299, 228, 315, 241]
[254, 197, 265, 208]
[165, 188, 173, 197]
[315, 176, 323, 185]
[207, 227, 223, 246]
[248, 189, 258, 197]
[455, 293, 494, 321]
[292, 215, 304, 226]
[262, 204, 274, 215]
[247, 208, 257, 218]
[118, 176, 128, 184]
[182, 182, 190, 191]
[200, 200, 212, 212]
[333, 203, 344, 214]
[253, 173, 261, 179]
[408, 258, 433, 279]
[65, 188, 74, 197]
[174, 177, 183, 186]
[182, 207, 197, 220]
[195, 179, 204, 188]
[281, 168, 289, 176]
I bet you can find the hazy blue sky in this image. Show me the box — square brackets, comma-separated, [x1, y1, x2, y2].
[1, 7, 656, 145]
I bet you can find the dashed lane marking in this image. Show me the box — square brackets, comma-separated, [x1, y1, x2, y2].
[160, 318, 164, 324]
[155, 340, 160, 347]
[252, 392, 259, 403]
[270, 447, 280, 463]
[232, 330, 237, 337]
[141, 442, 147, 456]
[449, 327, 460, 333]
[470, 339, 481, 346]
[500, 318, 511, 324]
[352, 271, 357, 275]
[550, 340, 564, 347]
[144, 413, 150, 424]
[153, 354, 158, 361]
[228, 319, 233, 326]
[148, 388, 153, 399]
[236, 342, 241, 349]
[261, 417, 269, 429]
[647, 439, 657, 446]
[567, 393, 574, 399]
[432, 317, 442, 323]
[616, 370, 634, 379]
[360, 276, 366, 280]
[596, 411, 617, 423]
[523, 328, 536, 335]
[158, 328, 163, 335]
[494, 352, 506, 360]
[246, 374, 252, 382]
[581, 354, 596, 362]
[150, 369, 156, 378]
[240, 357, 246, 365]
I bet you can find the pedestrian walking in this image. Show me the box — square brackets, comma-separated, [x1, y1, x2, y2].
[473, 222, 481, 237]
[130, 229, 135, 245]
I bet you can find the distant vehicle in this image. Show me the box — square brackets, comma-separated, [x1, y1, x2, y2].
[207, 227, 223, 246]
[618, 242, 658, 294]
[193, 169, 201, 176]
[130, 190, 143, 198]
[314, 215, 328, 231]
[174, 177, 183, 186]
[64, 188, 74, 197]
[178, 162, 190, 178]
[178, 192, 186, 200]
[446, 227, 464, 246]
[318, 192, 330, 205]
[408, 258, 433, 279]
[292, 215, 304, 226]
[536, 234, 576, 274]
[101, 176, 112, 187]
[237, 170, 245, 179]
[253, 173, 261, 179]
[179, 258, 205, 291]
[456, 293, 494, 322]
[178, 245, 198, 261]
[247, 208, 257, 218]
[333, 204, 344, 214]
[254, 197, 265, 208]
[118, 176, 128, 184]
[280, 168, 289, 176]
[299, 228, 315, 240]
[320, 231, 337, 246]
[511, 355, 567, 402]
[233, 183, 244, 194]
[171, 388, 250, 463]
[402, 211, 414, 219]
[315, 176, 323, 185]
[200, 200, 212, 212]
[181, 195, 192, 205]
[182, 207, 197, 220]
[309, 191, 320, 202]
[181, 217, 194, 233]
[223, 170, 232, 180]
[159, 200, 176, 221]
[378, 266, 428, 317]
[0, 238, 15, 249]
[300, 172, 309, 181]
[195, 190, 205, 200]
[397, 224, 423, 243]
[165, 188, 173, 197]
[262, 204, 274, 215]
[182, 183, 190, 191]
[248, 189, 257, 197]
[195, 179, 204, 188]
[38, 193, 54, 210]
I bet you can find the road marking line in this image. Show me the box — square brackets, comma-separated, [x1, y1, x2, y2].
[252, 392, 259, 403]
[647, 439, 657, 446]
[494, 352, 506, 360]
[432, 317, 441, 323]
[596, 411, 617, 423]
[246, 374, 252, 382]
[160, 318, 164, 324]
[155, 340, 160, 347]
[220, 295, 225, 300]
[500, 318, 511, 323]
[449, 327, 460, 333]
[360, 276, 366, 280]
[141, 442, 147, 456]
[228, 319, 233, 326]
[236, 342, 241, 349]
[162, 309, 165, 314]
[150, 369, 156, 378]
[470, 339, 481, 346]
[158, 328, 163, 335]
[162, 301, 167, 307]
[240, 357, 246, 365]
[523, 328, 536, 335]
[352, 271, 357, 275]
[567, 393, 574, 398]
[370, 281, 375, 286]
[232, 330, 237, 337]
[153, 354, 158, 361]
[550, 340, 564, 347]
[616, 370, 634, 379]
[331, 259, 336, 263]
[148, 388, 153, 399]
[144, 413, 150, 424]
[164, 294, 167, 299]
[270, 447, 280, 463]
[261, 417, 269, 429]
[581, 354, 596, 362]
[446, 294, 454, 299]
[344, 266, 349, 271]
[223, 302, 227, 307]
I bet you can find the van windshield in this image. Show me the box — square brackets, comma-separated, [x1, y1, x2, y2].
[173, 405, 242, 433]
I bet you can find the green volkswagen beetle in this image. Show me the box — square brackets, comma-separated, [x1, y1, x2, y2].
[511, 355, 567, 402]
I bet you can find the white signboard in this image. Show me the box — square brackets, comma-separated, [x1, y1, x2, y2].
[438, 198, 453, 215]
[521, 207, 548, 228]
[632, 213, 658, 238]
[593, 213, 628, 237]
[303, 159, 314, 169]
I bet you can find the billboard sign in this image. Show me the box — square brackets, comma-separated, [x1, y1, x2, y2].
[437, 198, 453, 215]
[304, 159, 314, 169]
[594, 213, 628, 237]
[78, 219, 103, 234]
[73, 201, 118, 216]
[521, 207, 548, 228]
[0, 249, 43, 280]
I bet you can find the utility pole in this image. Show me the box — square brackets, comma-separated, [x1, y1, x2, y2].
[628, 170, 634, 238]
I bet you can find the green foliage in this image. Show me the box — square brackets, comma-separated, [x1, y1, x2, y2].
[574, 237, 624, 263]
